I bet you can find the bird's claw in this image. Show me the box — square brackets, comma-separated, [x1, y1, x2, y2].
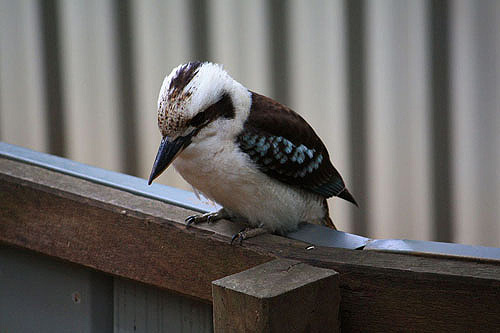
[230, 227, 268, 245]
[185, 214, 210, 228]
[185, 215, 198, 228]
[185, 210, 227, 228]
[231, 229, 247, 245]
[206, 214, 217, 224]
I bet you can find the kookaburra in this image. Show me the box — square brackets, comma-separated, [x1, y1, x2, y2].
[148, 61, 357, 243]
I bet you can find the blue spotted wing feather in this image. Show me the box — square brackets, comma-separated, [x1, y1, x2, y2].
[237, 92, 357, 206]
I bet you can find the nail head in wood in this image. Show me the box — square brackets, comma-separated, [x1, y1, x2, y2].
[212, 259, 340, 332]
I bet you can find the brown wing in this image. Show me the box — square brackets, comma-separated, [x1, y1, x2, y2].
[237, 92, 357, 205]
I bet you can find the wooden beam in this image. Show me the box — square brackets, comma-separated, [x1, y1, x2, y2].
[0, 158, 273, 302]
[212, 259, 340, 332]
[1, 157, 500, 331]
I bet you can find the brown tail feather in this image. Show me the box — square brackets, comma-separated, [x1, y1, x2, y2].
[321, 198, 337, 230]
[338, 188, 358, 207]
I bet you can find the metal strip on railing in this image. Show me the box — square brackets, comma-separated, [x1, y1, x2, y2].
[0, 142, 213, 213]
[1, 141, 499, 260]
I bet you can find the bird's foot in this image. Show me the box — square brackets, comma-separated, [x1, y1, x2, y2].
[185, 208, 229, 228]
[230, 227, 268, 245]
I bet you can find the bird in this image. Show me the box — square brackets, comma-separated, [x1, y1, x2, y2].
[148, 61, 357, 243]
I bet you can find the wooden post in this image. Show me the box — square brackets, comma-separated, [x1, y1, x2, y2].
[212, 259, 340, 332]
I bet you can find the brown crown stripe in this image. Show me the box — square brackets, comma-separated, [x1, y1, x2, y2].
[169, 61, 203, 95]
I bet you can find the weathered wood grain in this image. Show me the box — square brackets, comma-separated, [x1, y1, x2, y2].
[212, 259, 340, 332]
[0, 158, 273, 302]
[1, 158, 500, 331]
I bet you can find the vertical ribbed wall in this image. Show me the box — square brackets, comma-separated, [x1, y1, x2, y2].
[1, 0, 498, 246]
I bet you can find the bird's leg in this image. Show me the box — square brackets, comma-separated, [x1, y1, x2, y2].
[185, 208, 230, 228]
[231, 227, 268, 245]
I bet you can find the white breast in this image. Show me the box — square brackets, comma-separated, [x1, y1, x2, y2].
[172, 122, 326, 234]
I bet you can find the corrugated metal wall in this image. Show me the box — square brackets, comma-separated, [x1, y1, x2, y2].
[0, 246, 213, 332]
[1, 0, 499, 247]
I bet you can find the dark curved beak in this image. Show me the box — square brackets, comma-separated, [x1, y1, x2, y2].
[148, 133, 194, 185]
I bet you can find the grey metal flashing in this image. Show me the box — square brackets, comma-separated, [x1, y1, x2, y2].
[1, 142, 500, 260]
[0, 142, 214, 213]
[286, 223, 369, 250]
[364, 239, 500, 262]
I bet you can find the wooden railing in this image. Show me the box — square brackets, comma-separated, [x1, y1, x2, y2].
[1, 143, 500, 332]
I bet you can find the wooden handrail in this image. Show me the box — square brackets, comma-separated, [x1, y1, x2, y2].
[1, 147, 500, 331]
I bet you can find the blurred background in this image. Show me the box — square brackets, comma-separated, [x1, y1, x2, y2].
[0, 0, 498, 246]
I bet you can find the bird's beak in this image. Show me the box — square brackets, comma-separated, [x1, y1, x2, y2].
[148, 133, 193, 185]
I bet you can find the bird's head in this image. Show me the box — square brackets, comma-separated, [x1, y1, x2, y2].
[148, 61, 250, 185]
